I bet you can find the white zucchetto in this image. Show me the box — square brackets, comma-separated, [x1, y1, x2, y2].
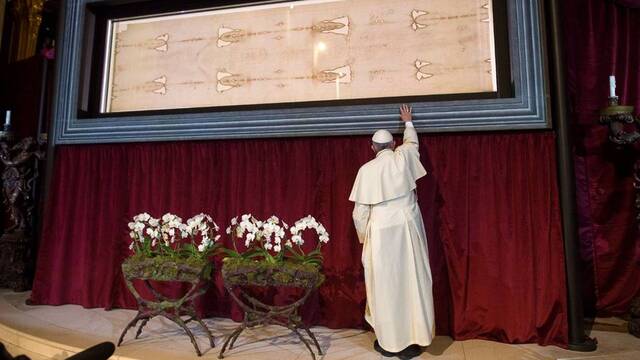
[350, 126, 427, 205]
[372, 129, 393, 143]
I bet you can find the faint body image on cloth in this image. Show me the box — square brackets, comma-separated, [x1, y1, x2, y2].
[104, 0, 496, 112]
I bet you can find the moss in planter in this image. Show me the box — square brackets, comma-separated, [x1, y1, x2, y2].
[122, 255, 212, 281]
[221, 258, 325, 288]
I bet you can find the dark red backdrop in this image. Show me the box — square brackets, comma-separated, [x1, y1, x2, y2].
[30, 131, 568, 346]
[564, 0, 640, 315]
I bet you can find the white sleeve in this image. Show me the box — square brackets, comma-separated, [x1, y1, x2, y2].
[400, 123, 419, 148]
[352, 202, 371, 244]
[395, 123, 428, 178]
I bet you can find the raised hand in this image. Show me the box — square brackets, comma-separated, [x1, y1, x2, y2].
[400, 104, 412, 122]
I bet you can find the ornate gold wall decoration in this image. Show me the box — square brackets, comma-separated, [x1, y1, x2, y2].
[8, 0, 44, 61]
[0, 0, 6, 50]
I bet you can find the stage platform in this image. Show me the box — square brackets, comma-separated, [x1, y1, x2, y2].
[0, 289, 639, 360]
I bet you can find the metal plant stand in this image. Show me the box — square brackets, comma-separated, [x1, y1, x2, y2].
[117, 258, 215, 356]
[219, 262, 324, 360]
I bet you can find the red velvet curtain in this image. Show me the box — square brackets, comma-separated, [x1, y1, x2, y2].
[564, 0, 640, 315]
[30, 131, 567, 346]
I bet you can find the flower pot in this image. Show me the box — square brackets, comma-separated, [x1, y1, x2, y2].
[221, 258, 324, 288]
[121, 256, 212, 282]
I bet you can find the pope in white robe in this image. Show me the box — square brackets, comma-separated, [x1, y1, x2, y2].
[349, 104, 435, 358]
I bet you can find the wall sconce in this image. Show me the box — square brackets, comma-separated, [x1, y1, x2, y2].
[599, 95, 640, 226]
[599, 96, 639, 145]
[599, 87, 640, 337]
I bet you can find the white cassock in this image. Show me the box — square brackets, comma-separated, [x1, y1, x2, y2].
[349, 123, 435, 352]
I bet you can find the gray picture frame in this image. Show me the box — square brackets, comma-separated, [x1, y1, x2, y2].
[52, 0, 548, 144]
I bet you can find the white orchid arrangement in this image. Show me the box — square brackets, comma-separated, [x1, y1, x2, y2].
[224, 214, 330, 266]
[128, 212, 221, 260]
[286, 215, 330, 266]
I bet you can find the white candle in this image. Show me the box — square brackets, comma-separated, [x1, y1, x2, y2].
[4, 110, 10, 126]
[609, 75, 616, 98]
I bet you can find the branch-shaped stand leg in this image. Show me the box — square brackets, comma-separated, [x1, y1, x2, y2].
[170, 314, 204, 357]
[299, 322, 323, 355]
[287, 325, 317, 360]
[219, 268, 322, 360]
[135, 317, 150, 339]
[117, 313, 147, 346]
[219, 325, 246, 358]
[117, 271, 215, 357]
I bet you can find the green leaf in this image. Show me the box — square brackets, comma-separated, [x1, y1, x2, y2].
[307, 249, 323, 257]
[223, 248, 243, 258]
[245, 252, 264, 259]
[183, 243, 197, 253]
[303, 258, 322, 266]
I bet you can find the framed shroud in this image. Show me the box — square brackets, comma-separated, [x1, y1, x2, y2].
[53, 0, 548, 144]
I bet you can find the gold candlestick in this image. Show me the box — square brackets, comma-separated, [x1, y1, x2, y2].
[599, 96, 639, 144]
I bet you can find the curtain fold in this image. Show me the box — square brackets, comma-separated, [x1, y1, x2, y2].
[31, 131, 567, 346]
[564, 0, 640, 315]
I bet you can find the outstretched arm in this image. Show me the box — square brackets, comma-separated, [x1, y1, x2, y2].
[399, 104, 419, 147]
